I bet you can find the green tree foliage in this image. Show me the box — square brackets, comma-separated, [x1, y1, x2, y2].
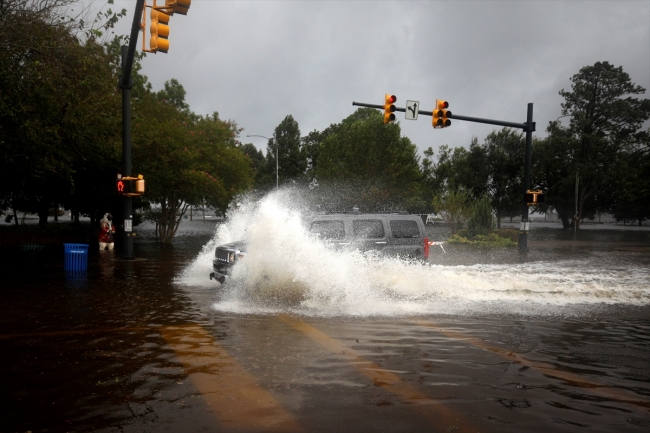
[533, 122, 580, 228]
[132, 88, 253, 242]
[314, 108, 424, 212]
[265, 115, 307, 186]
[302, 123, 340, 179]
[467, 195, 492, 238]
[238, 143, 267, 187]
[423, 131, 522, 227]
[0, 0, 124, 225]
[422, 141, 488, 200]
[484, 128, 524, 227]
[608, 142, 650, 225]
[155, 78, 190, 112]
[431, 189, 472, 234]
[0, 1, 255, 241]
[556, 61, 650, 228]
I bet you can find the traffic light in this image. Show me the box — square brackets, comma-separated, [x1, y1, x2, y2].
[525, 190, 544, 206]
[150, 8, 170, 53]
[143, 1, 191, 54]
[433, 99, 451, 128]
[116, 178, 131, 195]
[384, 94, 397, 124]
[135, 175, 146, 194]
[166, 0, 191, 15]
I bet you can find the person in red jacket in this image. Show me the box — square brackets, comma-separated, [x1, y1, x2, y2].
[99, 213, 116, 250]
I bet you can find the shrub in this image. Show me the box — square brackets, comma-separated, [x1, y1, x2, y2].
[467, 195, 492, 238]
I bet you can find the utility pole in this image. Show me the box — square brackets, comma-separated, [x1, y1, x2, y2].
[119, 0, 146, 259]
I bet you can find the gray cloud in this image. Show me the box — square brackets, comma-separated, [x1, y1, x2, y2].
[107, 0, 649, 156]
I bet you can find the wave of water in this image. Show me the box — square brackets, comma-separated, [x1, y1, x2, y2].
[175, 191, 650, 317]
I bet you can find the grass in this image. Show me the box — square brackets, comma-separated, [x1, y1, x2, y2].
[447, 229, 519, 248]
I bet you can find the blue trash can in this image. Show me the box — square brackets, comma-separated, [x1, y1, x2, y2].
[63, 243, 89, 272]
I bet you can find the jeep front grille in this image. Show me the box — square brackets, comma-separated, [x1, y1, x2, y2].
[216, 249, 231, 263]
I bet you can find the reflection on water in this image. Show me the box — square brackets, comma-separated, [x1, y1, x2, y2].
[1, 189, 649, 432]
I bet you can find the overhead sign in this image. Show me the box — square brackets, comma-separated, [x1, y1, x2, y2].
[405, 100, 419, 120]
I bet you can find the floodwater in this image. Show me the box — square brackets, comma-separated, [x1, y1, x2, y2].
[1, 193, 649, 432]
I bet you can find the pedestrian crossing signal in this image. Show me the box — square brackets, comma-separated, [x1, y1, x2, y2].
[525, 190, 544, 205]
[116, 179, 131, 194]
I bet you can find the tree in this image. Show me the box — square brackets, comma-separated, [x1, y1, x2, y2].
[558, 61, 650, 229]
[467, 195, 492, 238]
[0, 0, 126, 225]
[238, 142, 267, 187]
[432, 189, 472, 234]
[484, 128, 524, 227]
[532, 122, 580, 228]
[266, 115, 307, 186]
[608, 143, 650, 225]
[132, 93, 253, 242]
[156, 78, 190, 112]
[314, 108, 424, 212]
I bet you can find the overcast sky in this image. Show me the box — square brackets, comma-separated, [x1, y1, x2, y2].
[101, 0, 649, 158]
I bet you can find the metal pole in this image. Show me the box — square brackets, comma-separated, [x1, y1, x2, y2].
[276, 144, 279, 190]
[351, 102, 527, 130]
[121, 46, 134, 259]
[119, 0, 145, 260]
[518, 103, 534, 253]
[574, 170, 579, 234]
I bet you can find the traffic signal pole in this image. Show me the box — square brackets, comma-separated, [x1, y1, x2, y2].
[352, 101, 536, 252]
[119, 0, 146, 260]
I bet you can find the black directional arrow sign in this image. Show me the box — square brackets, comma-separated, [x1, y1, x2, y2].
[405, 100, 419, 120]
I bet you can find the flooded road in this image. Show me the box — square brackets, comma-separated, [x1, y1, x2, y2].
[1, 199, 649, 432]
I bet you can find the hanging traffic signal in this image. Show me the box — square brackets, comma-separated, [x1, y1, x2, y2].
[525, 190, 544, 206]
[143, 1, 191, 54]
[166, 0, 191, 15]
[384, 94, 397, 124]
[150, 8, 170, 53]
[433, 100, 451, 128]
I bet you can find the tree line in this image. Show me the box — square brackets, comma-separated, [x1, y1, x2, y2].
[1, 0, 252, 242]
[2, 1, 649, 244]
[242, 61, 650, 228]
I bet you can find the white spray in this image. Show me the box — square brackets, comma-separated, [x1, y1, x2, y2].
[176, 191, 650, 317]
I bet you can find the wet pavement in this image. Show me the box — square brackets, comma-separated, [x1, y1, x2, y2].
[1, 220, 649, 433]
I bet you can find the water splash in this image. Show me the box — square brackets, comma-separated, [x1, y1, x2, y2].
[175, 191, 650, 317]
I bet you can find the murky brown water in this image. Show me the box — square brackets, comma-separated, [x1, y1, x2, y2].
[1, 222, 649, 432]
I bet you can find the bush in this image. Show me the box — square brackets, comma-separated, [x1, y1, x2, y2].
[447, 232, 517, 248]
[431, 189, 472, 234]
[467, 195, 492, 238]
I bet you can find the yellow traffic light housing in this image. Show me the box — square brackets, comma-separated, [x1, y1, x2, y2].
[384, 94, 397, 124]
[142, 1, 191, 54]
[433, 100, 451, 128]
[166, 0, 191, 15]
[149, 8, 170, 53]
[525, 190, 544, 206]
